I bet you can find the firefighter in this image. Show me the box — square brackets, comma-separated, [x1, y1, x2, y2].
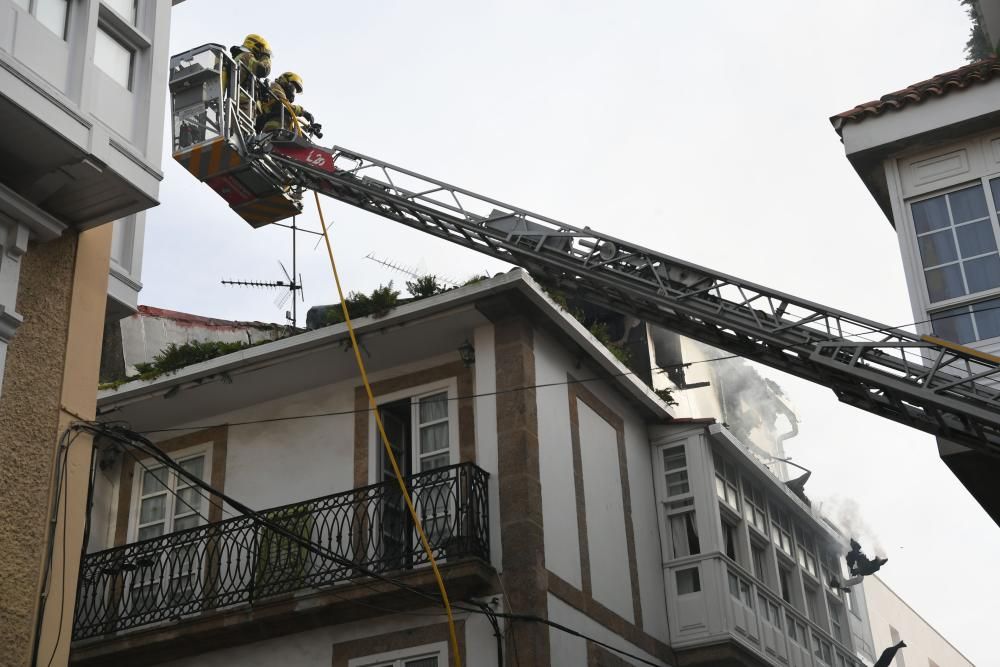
[873, 640, 906, 667]
[226, 34, 272, 121]
[258, 72, 316, 134]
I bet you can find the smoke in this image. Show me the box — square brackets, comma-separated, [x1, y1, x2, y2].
[824, 496, 887, 557]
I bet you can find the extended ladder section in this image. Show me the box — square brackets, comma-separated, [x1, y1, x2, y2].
[170, 44, 1000, 458]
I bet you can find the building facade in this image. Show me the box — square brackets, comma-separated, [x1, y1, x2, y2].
[0, 0, 176, 664]
[830, 38, 1000, 525]
[71, 272, 873, 667]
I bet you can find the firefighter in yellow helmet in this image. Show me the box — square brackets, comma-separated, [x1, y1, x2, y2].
[227, 34, 272, 120]
[259, 72, 315, 134]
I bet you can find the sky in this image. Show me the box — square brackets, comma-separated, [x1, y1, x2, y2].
[149, 2, 997, 663]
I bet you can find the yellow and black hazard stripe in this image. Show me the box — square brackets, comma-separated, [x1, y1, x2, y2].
[173, 139, 244, 181]
[233, 192, 302, 228]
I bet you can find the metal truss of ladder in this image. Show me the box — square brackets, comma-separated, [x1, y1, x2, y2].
[261, 144, 1000, 457]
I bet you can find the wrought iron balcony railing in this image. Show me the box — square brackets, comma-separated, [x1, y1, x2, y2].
[73, 462, 489, 640]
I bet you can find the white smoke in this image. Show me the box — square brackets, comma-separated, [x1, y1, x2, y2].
[824, 496, 887, 557]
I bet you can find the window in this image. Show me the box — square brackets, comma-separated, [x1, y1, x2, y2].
[95, 27, 135, 89]
[890, 626, 907, 667]
[912, 184, 1000, 304]
[796, 527, 818, 577]
[14, 0, 69, 38]
[786, 614, 807, 646]
[676, 567, 701, 594]
[804, 584, 821, 623]
[129, 452, 209, 613]
[770, 505, 793, 556]
[813, 634, 833, 664]
[742, 478, 768, 534]
[104, 0, 137, 23]
[751, 542, 766, 582]
[829, 602, 844, 643]
[845, 587, 858, 616]
[668, 512, 700, 558]
[662, 445, 690, 497]
[132, 453, 207, 540]
[727, 571, 752, 607]
[779, 566, 793, 604]
[714, 453, 739, 512]
[722, 519, 738, 562]
[349, 642, 446, 667]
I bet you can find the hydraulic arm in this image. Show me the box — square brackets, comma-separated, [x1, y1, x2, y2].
[169, 43, 1000, 458]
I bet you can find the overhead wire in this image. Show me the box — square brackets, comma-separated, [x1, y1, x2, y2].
[94, 423, 663, 667]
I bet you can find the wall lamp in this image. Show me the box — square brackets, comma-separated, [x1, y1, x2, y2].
[458, 339, 476, 367]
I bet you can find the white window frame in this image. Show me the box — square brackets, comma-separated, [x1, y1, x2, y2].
[348, 640, 448, 667]
[904, 174, 1000, 346]
[93, 1, 152, 93]
[13, 0, 70, 40]
[368, 377, 460, 484]
[127, 442, 213, 543]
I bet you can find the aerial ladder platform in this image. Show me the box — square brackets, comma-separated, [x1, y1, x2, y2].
[169, 43, 1000, 458]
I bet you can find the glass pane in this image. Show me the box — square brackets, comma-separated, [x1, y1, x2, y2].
[138, 524, 164, 541]
[728, 572, 739, 596]
[665, 471, 689, 496]
[917, 229, 957, 267]
[94, 28, 133, 89]
[104, 0, 137, 23]
[419, 393, 448, 423]
[420, 452, 450, 472]
[663, 447, 686, 470]
[174, 486, 202, 516]
[419, 422, 448, 454]
[963, 253, 1000, 293]
[173, 515, 200, 531]
[676, 567, 700, 594]
[956, 220, 998, 258]
[932, 306, 975, 344]
[36, 0, 68, 39]
[948, 184, 989, 222]
[179, 456, 204, 480]
[973, 298, 1000, 340]
[924, 264, 966, 302]
[142, 467, 168, 494]
[990, 177, 1000, 213]
[404, 659, 438, 667]
[911, 195, 949, 233]
[139, 495, 165, 524]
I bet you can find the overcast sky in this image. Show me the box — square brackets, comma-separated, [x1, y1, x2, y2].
[149, 2, 996, 663]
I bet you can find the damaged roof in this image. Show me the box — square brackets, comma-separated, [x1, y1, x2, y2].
[830, 56, 1000, 133]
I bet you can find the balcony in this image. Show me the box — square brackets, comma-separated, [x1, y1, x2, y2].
[73, 463, 490, 642]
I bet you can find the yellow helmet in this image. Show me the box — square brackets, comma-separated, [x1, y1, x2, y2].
[278, 72, 304, 94]
[242, 34, 271, 57]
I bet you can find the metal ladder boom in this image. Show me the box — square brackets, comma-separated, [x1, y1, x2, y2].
[258, 143, 1000, 457]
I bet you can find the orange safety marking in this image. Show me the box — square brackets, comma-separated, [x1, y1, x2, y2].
[187, 144, 203, 179]
[206, 140, 224, 177]
[921, 335, 1000, 364]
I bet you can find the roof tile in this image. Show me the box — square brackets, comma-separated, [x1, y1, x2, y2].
[830, 56, 1000, 132]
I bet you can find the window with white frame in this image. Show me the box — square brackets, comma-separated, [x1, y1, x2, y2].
[103, 0, 137, 23]
[713, 452, 739, 512]
[128, 450, 209, 613]
[770, 505, 793, 557]
[786, 613, 808, 647]
[348, 641, 446, 667]
[910, 179, 1000, 344]
[661, 444, 690, 497]
[828, 600, 844, 643]
[667, 511, 700, 559]
[13, 0, 69, 38]
[95, 26, 135, 89]
[721, 518, 739, 563]
[813, 633, 833, 664]
[751, 540, 767, 583]
[795, 526, 818, 578]
[132, 452, 208, 541]
[804, 583, 821, 623]
[742, 477, 768, 535]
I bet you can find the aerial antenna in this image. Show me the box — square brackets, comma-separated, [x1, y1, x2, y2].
[222, 216, 307, 327]
[364, 252, 460, 287]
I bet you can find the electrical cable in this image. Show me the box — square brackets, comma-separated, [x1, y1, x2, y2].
[131, 354, 742, 435]
[312, 191, 463, 666]
[94, 423, 665, 666]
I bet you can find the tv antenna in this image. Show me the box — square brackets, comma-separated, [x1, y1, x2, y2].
[364, 252, 460, 288]
[222, 216, 307, 327]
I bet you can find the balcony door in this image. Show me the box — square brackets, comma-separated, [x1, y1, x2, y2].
[377, 389, 454, 570]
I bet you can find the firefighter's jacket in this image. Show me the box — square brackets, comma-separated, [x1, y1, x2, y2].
[260, 82, 305, 131]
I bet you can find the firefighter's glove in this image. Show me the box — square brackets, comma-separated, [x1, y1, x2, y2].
[302, 110, 314, 123]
